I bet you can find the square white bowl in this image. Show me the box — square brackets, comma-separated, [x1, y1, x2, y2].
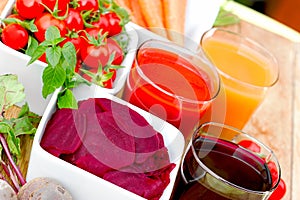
[26, 88, 185, 200]
[0, 0, 138, 115]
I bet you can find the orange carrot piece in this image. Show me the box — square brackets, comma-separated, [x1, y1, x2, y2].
[138, 0, 168, 38]
[162, 0, 187, 45]
[129, 0, 147, 27]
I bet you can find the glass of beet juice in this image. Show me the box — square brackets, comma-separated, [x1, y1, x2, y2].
[171, 122, 281, 200]
[122, 39, 221, 139]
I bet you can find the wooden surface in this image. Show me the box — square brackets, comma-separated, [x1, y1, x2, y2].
[229, 21, 297, 200]
[0, 1, 299, 199]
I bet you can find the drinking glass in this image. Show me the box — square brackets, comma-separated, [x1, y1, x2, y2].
[122, 39, 221, 140]
[201, 28, 279, 129]
[171, 122, 281, 200]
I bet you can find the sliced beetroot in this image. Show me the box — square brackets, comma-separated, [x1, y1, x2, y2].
[41, 108, 86, 157]
[75, 154, 112, 177]
[103, 170, 166, 200]
[41, 98, 175, 199]
[78, 98, 102, 114]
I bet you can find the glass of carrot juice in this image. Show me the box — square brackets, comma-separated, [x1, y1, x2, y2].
[201, 28, 279, 129]
[122, 39, 221, 140]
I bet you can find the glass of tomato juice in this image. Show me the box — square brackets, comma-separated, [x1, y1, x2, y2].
[171, 122, 281, 200]
[122, 39, 221, 140]
[201, 28, 279, 130]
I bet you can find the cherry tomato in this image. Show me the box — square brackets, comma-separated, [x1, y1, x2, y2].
[107, 38, 123, 65]
[39, 52, 47, 62]
[77, 0, 98, 11]
[64, 8, 84, 31]
[103, 78, 113, 89]
[269, 179, 286, 200]
[6, 14, 24, 21]
[238, 140, 261, 153]
[15, 0, 44, 19]
[1, 24, 29, 50]
[267, 161, 279, 184]
[34, 13, 67, 42]
[80, 42, 110, 69]
[41, 0, 70, 12]
[88, 15, 110, 35]
[104, 12, 122, 36]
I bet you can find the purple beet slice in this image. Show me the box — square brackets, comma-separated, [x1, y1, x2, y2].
[75, 154, 113, 177]
[103, 170, 167, 200]
[41, 108, 86, 157]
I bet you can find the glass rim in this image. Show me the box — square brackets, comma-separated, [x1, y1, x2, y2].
[134, 39, 221, 105]
[200, 27, 279, 89]
[191, 121, 281, 194]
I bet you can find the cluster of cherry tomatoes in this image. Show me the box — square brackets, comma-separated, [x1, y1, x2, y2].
[0, 0, 130, 88]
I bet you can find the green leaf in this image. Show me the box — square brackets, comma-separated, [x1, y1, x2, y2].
[13, 116, 37, 137]
[7, 130, 21, 158]
[0, 74, 25, 112]
[42, 65, 66, 98]
[25, 36, 39, 56]
[0, 122, 11, 134]
[17, 103, 30, 118]
[62, 42, 77, 70]
[25, 20, 38, 32]
[46, 46, 62, 67]
[45, 26, 61, 41]
[27, 45, 47, 65]
[57, 89, 78, 109]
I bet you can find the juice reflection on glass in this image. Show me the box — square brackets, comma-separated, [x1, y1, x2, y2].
[122, 39, 220, 139]
[171, 122, 281, 200]
[201, 28, 279, 129]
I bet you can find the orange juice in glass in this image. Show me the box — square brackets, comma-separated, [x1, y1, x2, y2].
[201, 28, 279, 129]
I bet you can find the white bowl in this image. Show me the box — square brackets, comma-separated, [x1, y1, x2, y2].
[26, 87, 185, 200]
[0, 0, 138, 115]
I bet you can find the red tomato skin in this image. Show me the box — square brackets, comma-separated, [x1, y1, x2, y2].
[104, 12, 122, 36]
[268, 179, 286, 200]
[238, 140, 261, 153]
[64, 8, 84, 31]
[39, 52, 47, 63]
[80, 44, 110, 69]
[41, 0, 70, 12]
[89, 15, 109, 35]
[34, 13, 67, 42]
[1, 24, 29, 50]
[15, 0, 44, 19]
[77, 0, 99, 11]
[6, 14, 24, 21]
[107, 38, 123, 65]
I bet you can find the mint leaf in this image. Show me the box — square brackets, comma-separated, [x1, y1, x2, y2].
[57, 89, 78, 109]
[0, 74, 25, 114]
[45, 26, 61, 41]
[62, 42, 77, 70]
[42, 65, 66, 98]
[25, 36, 39, 57]
[27, 45, 47, 65]
[46, 46, 62, 67]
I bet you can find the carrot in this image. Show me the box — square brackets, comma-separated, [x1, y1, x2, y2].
[138, 0, 168, 38]
[162, 0, 187, 45]
[129, 0, 147, 27]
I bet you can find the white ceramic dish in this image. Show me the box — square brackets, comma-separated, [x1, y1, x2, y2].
[26, 88, 185, 200]
[0, 0, 138, 115]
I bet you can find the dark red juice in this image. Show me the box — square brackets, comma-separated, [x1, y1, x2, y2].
[171, 137, 272, 200]
[123, 47, 213, 138]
